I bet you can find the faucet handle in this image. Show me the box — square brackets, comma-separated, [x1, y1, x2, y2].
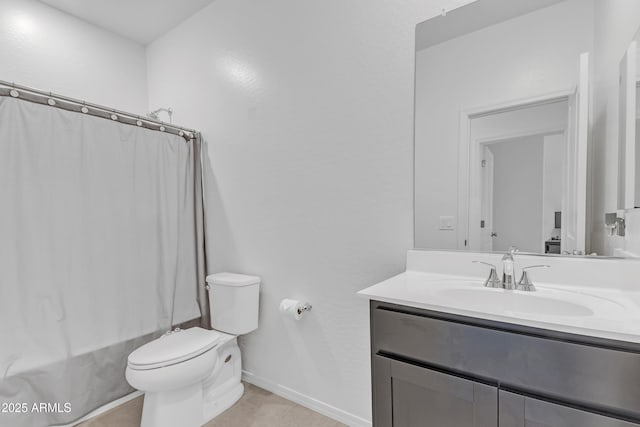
[472, 261, 502, 288]
[516, 265, 550, 292]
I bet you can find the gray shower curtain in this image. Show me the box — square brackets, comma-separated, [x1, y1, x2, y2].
[0, 96, 208, 426]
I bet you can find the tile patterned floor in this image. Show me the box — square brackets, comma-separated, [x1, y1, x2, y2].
[75, 383, 346, 427]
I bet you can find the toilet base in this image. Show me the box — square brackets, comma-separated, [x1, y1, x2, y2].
[141, 383, 202, 427]
[202, 336, 244, 423]
[203, 382, 244, 423]
[137, 371, 244, 427]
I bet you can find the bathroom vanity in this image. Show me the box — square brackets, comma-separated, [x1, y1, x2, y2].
[370, 1, 640, 424]
[370, 301, 640, 427]
[360, 251, 640, 427]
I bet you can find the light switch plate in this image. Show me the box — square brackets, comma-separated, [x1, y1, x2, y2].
[439, 216, 455, 230]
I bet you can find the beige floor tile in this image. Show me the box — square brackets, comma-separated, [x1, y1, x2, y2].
[75, 396, 142, 427]
[75, 383, 346, 427]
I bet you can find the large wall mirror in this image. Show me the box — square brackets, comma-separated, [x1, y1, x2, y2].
[619, 28, 640, 210]
[414, 0, 593, 256]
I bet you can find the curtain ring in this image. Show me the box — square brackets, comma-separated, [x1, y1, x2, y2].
[9, 82, 19, 98]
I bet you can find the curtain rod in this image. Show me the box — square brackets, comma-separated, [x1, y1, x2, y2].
[0, 79, 198, 140]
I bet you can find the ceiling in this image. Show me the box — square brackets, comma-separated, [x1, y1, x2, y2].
[39, 0, 216, 45]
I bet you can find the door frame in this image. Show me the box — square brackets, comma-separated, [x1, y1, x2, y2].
[458, 89, 575, 250]
[619, 40, 638, 210]
[479, 144, 494, 252]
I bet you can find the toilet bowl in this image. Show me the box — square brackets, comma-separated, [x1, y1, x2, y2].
[125, 273, 260, 427]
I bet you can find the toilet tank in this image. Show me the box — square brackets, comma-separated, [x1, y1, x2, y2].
[206, 273, 260, 335]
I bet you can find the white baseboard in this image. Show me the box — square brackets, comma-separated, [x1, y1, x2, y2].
[241, 370, 371, 427]
[52, 390, 143, 427]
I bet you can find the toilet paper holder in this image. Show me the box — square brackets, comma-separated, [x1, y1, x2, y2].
[296, 303, 312, 315]
[279, 299, 313, 320]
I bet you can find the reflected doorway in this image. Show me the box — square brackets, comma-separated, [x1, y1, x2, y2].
[468, 98, 569, 253]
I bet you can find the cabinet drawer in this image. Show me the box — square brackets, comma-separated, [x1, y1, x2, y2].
[372, 304, 640, 419]
[500, 390, 640, 427]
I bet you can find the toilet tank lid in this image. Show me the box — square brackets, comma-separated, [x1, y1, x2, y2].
[206, 272, 260, 287]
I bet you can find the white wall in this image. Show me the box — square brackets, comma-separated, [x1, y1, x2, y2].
[414, 0, 594, 250]
[0, 0, 147, 114]
[145, 0, 475, 423]
[489, 135, 544, 252]
[591, 0, 640, 255]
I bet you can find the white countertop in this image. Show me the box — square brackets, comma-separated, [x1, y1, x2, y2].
[358, 271, 640, 344]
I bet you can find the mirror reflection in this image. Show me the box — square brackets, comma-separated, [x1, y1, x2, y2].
[619, 29, 640, 209]
[414, 0, 592, 255]
[467, 99, 568, 254]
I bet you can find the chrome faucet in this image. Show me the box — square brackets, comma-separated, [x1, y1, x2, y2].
[472, 261, 502, 288]
[516, 265, 550, 292]
[474, 251, 550, 292]
[473, 248, 525, 290]
[501, 248, 517, 290]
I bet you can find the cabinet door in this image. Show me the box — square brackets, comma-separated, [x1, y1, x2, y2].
[373, 355, 497, 427]
[499, 391, 640, 427]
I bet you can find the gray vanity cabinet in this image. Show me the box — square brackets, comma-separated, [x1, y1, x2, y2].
[499, 391, 640, 427]
[373, 355, 497, 427]
[370, 300, 640, 427]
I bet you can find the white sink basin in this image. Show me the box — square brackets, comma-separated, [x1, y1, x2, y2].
[435, 287, 593, 317]
[358, 264, 640, 343]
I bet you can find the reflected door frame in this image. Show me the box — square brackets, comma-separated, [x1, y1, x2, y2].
[458, 90, 574, 252]
[619, 39, 638, 209]
[480, 144, 494, 252]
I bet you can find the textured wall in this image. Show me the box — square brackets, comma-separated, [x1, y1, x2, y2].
[0, 0, 147, 114]
[146, 0, 473, 423]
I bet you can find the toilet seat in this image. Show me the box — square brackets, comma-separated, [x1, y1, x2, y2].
[128, 327, 222, 370]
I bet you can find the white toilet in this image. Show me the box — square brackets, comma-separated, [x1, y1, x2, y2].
[125, 273, 260, 427]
